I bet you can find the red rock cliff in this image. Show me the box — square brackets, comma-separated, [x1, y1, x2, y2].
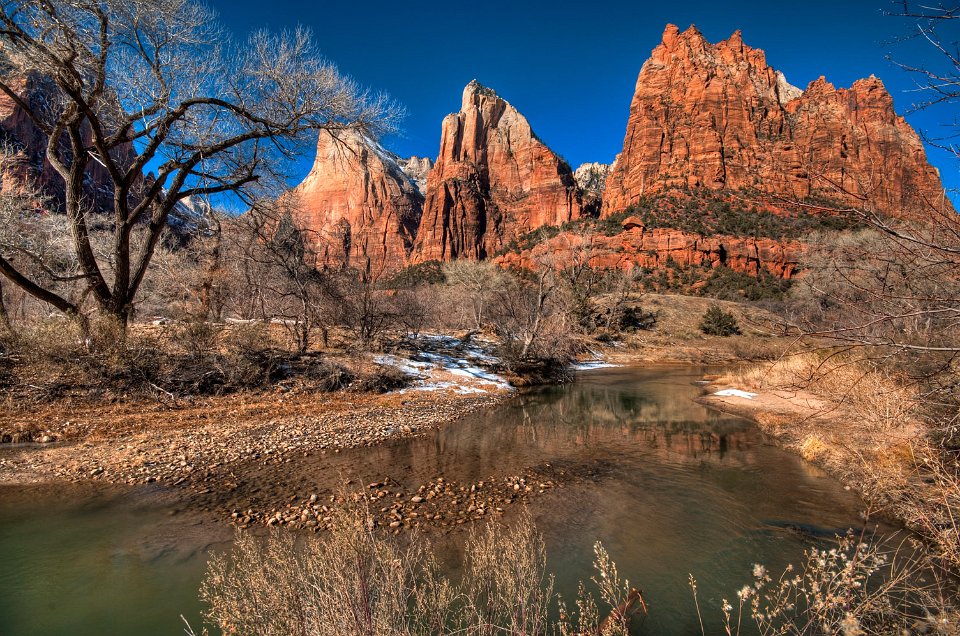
[289, 129, 423, 273]
[603, 25, 948, 217]
[411, 81, 582, 262]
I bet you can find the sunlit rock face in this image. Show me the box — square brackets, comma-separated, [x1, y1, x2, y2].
[289, 128, 423, 273]
[398, 156, 433, 197]
[410, 80, 582, 263]
[602, 24, 949, 218]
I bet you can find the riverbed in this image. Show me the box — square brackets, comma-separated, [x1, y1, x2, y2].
[0, 366, 872, 635]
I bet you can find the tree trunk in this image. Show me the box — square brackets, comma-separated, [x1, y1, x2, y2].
[0, 279, 12, 334]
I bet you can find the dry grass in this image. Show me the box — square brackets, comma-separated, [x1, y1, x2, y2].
[191, 497, 644, 636]
[612, 293, 792, 363]
[718, 352, 920, 433]
[697, 533, 958, 636]
[714, 352, 960, 599]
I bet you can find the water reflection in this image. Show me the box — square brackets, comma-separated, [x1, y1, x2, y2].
[0, 365, 870, 636]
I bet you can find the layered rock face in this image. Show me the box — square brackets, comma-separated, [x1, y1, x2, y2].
[398, 156, 433, 196]
[496, 223, 802, 280]
[411, 81, 582, 262]
[603, 24, 948, 217]
[574, 162, 612, 194]
[289, 129, 423, 272]
[574, 161, 612, 215]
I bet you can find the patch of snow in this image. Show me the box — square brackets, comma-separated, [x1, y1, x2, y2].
[572, 361, 619, 371]
[373, 354, 432, 378]
[399, 382, 489, 395]
[713, 389, 758, 400]
[374, 338, 513, 394]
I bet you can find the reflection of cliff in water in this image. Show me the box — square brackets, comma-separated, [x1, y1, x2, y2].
[294, 367, 791, 498]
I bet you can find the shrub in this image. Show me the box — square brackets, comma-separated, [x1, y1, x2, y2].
[699, 305, 741, 336]
[351, 365, 412, 393]
[695, 533, 956, 636]
[195, 502, 643, 636]
[382, 261, 446, 289]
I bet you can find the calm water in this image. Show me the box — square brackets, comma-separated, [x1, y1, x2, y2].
[0, 366, 871, 635]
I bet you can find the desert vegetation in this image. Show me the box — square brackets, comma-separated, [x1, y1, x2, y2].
[191, 503, 645, 636]
[0, 0, 959, 634]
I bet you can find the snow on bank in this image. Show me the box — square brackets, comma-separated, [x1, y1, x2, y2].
[373, 335, 513, 395]
[571, 348, 620, 371]
[571, 360, 619, 371]
[713, 389, 758, 400]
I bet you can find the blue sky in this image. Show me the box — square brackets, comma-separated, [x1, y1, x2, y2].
[211, 0, 958, 196]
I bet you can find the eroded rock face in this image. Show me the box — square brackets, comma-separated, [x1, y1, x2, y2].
[495, 225, 802, 280]
[411, 81, 582, 262]
[289, 128, 423, 273]
[574, 162, 612, 195]
[399, 156, 433, 197]
[574, 162, 611, 216]
[602, 24, 948, 218]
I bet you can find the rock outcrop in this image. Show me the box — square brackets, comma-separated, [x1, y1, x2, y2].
[411, 81, 582, 262]
[574, 162, 612, 195]
[289, 128, 423, 273]
[496, 223, 802, 280]
[603, 24, 949, 218]
[0, 72, 134, 214]
[398, 156, 433, 197]
[574, 161, 612, 215]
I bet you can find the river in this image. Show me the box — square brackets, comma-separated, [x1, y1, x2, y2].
[0, 365, 871, 634]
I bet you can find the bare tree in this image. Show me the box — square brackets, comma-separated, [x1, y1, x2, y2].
[886, 1, 960, 160]
[789, 5, 960, 361]
[490, 261, 571, 363]
[336, 264, 399, 350]
[442, 260, 506, 330]
[0, 0, 397, 329]
[231, 198, 335, 355]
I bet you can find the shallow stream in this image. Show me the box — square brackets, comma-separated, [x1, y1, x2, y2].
[0, 366, 872, 635]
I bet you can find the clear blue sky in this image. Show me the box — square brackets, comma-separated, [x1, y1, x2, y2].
[210, 0, 959, 196]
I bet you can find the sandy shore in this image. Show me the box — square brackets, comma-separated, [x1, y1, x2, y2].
[698, 380, 929, 531]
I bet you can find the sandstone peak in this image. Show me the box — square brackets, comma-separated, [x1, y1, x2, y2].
[776, 71, 803, 104]
[603, 25, 947, 218]
[412, 83, 581, 262]
[660, 23, 680, 46]
[398, 155, 433, 197]
[290, 128, 422, 272]
[726, 29, 744, 50]
[462, 79, 501, 110]
[574, 162, 611, 194]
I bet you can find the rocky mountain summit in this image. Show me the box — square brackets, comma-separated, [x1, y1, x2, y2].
[285, 26, 948, 279]
[289, 128, 423, 272]
[602, 24, 946, 218]
[409, 80, 582, 262]
[398, 156, 433, 197]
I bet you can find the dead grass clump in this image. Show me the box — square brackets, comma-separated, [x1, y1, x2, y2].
[193, 500, 643, 636]
[697, 533, 958, 636]
[799, 434, 831, 462]
[350, 365, 412, 394]
[720, 352, 920, 432]
[2, 320, 360, 403]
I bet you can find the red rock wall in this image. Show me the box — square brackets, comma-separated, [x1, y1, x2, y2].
[603, 25, 949, 219]
[495, 224, 802, 280]
[410, 81, 582, 262]
[0, 73, 133, 213]
[289, 129, 423, 273]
